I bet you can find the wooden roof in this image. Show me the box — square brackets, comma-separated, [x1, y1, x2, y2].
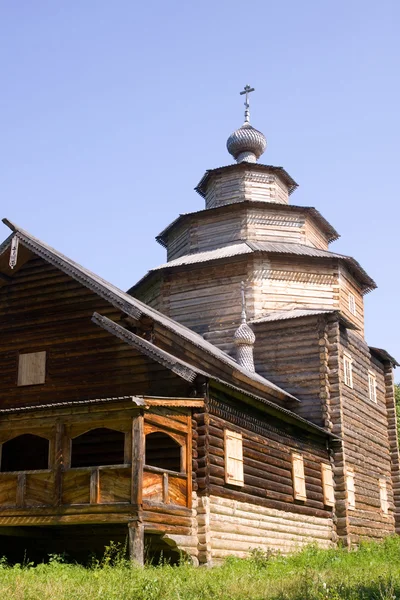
[156, 201, 340, 247]
[0, 218, 299, 404]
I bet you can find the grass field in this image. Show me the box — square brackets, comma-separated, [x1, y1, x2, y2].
[0, 536, 400, 599]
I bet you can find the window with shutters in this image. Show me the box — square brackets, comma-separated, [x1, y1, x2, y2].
[224, 429, 244, 487]
[346, 467, 355, 509]
[379, 478, 389, 515]
[348, 292, 356, 316]
[291, 452, 306, 501]
[343, 353, 353, 388]
[17, 351, 46, 386]
[321, 463, 335, 507]
[368, 371, 377, 403]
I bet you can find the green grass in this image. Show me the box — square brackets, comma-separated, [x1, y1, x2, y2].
[1, 537, 400, 599]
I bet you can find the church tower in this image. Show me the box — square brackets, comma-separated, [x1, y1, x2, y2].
[130, 87, 400, 547]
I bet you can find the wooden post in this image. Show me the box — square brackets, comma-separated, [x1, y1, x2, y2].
[131, 413, 144, 507]
[128, 518, 144, 566]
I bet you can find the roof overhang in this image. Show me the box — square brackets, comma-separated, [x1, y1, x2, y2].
[369, 347, 399, 367]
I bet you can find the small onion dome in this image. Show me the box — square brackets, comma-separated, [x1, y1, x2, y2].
[226, 122, 267, 164]
[234, 321, 256, 346]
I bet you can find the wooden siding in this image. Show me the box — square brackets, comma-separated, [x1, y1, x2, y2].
[338, 329, 395, 542]
[253, 256, 339, 316]
[204, 169, 290, 210]
[253, 315, 325, 425]
[0, 256, 191, 408]
[338, 265, 365, 334]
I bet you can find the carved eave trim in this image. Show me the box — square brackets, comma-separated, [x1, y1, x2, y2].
[92, 312, 200, 383]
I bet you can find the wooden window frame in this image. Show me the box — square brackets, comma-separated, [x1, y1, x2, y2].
[343, 352, 353, 389]
[368, 371, 377, 403]
[346, 466, 355, 510]
[348, 292, 356, 316]
[17, 351, 46, 386]
[291, 452, 306, 502]
[379, 478, 389, 515]
[321, 463, 335, 507]
[224, 429, 244, 487]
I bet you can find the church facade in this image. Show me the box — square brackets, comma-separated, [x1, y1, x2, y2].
[0, 89, 398, 565]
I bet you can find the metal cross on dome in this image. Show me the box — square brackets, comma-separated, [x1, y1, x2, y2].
[240, 84, 255, 123]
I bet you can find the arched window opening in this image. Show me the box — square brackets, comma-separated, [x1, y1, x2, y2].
[71, 428, 125, 469]
[1, 434, 49, 472]
[145, 432, 181, 473]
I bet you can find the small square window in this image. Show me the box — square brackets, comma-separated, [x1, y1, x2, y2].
[368, 371, 377, 403]
[18, 351, 46, 386]
[348, 293, 356, 316]
[343, 353, 353, 388]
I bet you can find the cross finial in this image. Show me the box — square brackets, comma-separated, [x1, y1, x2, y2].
[239, 84, 255, 123]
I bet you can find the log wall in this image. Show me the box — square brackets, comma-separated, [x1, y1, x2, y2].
[253, 315, 325, 425]
[0, 256, 191, 408]
[194, 395, 335, 563]
[338, 328, 396, 542]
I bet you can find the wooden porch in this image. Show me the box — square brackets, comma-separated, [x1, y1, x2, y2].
[0, 396, 202, 563]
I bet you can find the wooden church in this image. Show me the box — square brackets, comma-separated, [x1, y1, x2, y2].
[0, 86, 398, 565]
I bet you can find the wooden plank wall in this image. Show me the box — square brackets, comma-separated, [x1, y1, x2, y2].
[253, 315, 326, 425]
[162, 260, 247, 337]
[253, 256, 339, 316]
[0, 257, 191, 408]
[195, 396, 334, 563]
[338, 328, 395, 542]
[204, 170, 290, 210]
[338, 265, 365, 334]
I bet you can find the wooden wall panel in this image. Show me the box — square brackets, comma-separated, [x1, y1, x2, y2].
[99, 467, 130, 504]
[338, 266, 365, 334]
[205, 396, 333, 520]
[339, 329, 395, 542]
[25, 472, 54, 507]
[254, 315, 325, 425]
[0, 257, 191, 409]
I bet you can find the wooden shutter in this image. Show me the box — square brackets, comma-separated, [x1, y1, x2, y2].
[291, 452, 306, 501]
[224, 429, 244, 487]
[346, 467, 355, 510]
[321, 463, 334, 507]
[18, 351, 46, 386]
[379, 478, 389, 515]
[368, 371, 377, 403]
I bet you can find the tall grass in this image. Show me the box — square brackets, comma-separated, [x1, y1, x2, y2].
[1, 536, 400, 599]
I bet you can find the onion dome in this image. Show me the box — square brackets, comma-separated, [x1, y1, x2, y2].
[234, 320, 256, 346]
[227, 84, 267, 164]
[227, 123, 267, 164]
[234, 282, 256, 372]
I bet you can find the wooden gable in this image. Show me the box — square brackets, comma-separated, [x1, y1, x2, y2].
[0, 255, 192, 409]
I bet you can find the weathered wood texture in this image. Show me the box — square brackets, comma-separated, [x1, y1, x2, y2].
[0, 256, 191, 408]
[204, 168, 289, 209]
[253, 315, 326, 425]
[164, 205, 330, 264]
[198, 395, 333, 521]
[337, 328, 396, 542]
[338, 266, 364, 334]
[200, 495, 334, 564]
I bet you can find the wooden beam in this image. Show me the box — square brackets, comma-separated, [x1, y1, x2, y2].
[128, 518, 144, 566]
[0, 273, 11, 284]
[131, 414, 144, 506]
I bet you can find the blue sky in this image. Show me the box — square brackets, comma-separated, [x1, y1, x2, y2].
[1, 1, 399, 368]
